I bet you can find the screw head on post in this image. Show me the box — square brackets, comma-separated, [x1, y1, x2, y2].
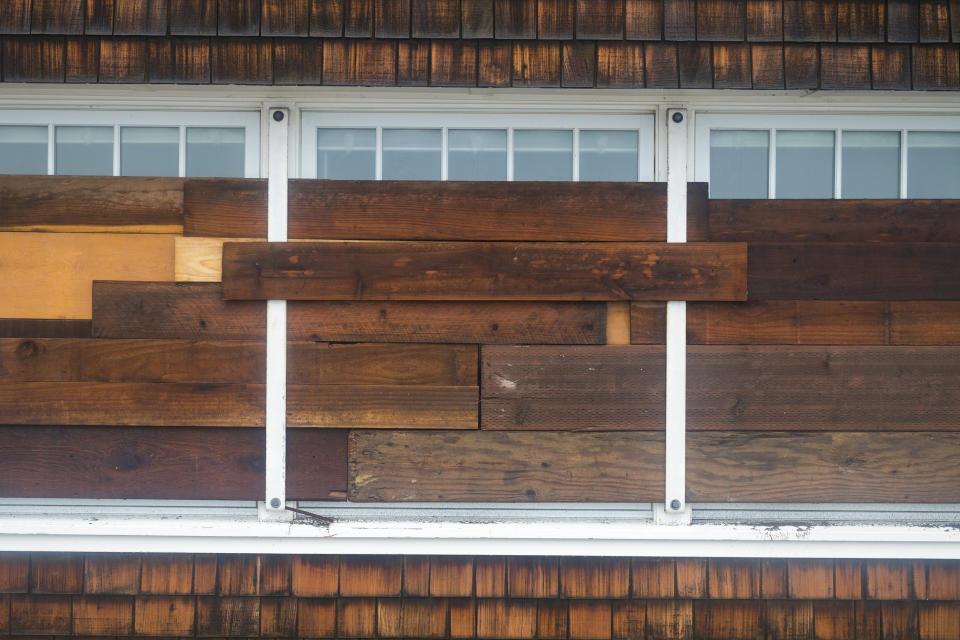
[670, 499, 682, 511]
[671, 112, 684, 124]
[270, 497, 282, 508]
[272, 110, 285, 122]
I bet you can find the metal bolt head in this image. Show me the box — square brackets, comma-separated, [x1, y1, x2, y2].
[670, 499, 682, 511]
[273, 110, 285, 122]
[671, 112, 684, 124]
[270, 497, 282, 508]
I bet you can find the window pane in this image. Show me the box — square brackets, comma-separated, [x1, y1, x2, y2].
[186, 127, 245, 177]
[448, 129, 507, 181]
[908, 131, 960, 198]
[514, 130, 573, 181]
[120, 127, 178, 177]
[382, 128, 441, 180]
[55, 126, 112, 176]
[709, 130, 769, 198]
[317, 128, 376, 179]
[579, 130, 638, 182]
[0, 125, 47, 174]
[775, 130, 834, 198]
[841, 131, 899, 198]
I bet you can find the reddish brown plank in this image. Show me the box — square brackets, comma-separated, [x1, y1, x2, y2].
[397, 39, 429, 85]
[0, 0, 32, 33]
[645, 42, 679, 88]
[687, 431, 960, 502]
[322, 38, 396, 85]
[713, 42, 751, 88]
[287, 180, 667, 241]
[784, 42, 819, 87]
[310, 0, 343, 35]
[0, 319, 91, 339]
[430, 40, 477, 86]
[218, 0, 259, 35]
[148, 37, 212, 83]
[679, 41, 712, 87]
[99, 37, 147, 83]
[597, 42, 645, 88]
[222, 241, 748, 302]
[920, 0, 951, 42]
[211, 38, 272, 84]
[751, 43, 784, 88]
[0, 426, 347, 500]
[478, 39, 511, 85]
[872, 44, 911, 90]
[349, 430, 664, 501]
[113, 0, 167, 35]
[512, 41, 561, 86]
[65, 36, 99, 82]
[821, 43, 871, 89]
[183, 178, 268, 238]
[481, 345, 665, 430]
[890, 302, 960, 344]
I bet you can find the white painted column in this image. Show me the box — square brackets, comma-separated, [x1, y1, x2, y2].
[262, 107, 290, 521]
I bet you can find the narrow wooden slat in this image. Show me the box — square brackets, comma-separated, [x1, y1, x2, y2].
[694, 601, 763, 640]
[872, 44, 911, 90]
[766, 601, 814, 640]
[349, 430, 664, 501]
[183, 178, 268, 238]
[0, 0, 32, 33]
[430, 556, 474, 597]
[0, 425, 347, 500]
[707, 559, 759, 598]
[65, 35, 98, 83]
[789, 560, 835, 599]
[175, 236, 256, 282]
[748, 243, 960, 300]
[288, 180, 667, 241]
[481, 345, 664, 430]
[568, 600, 612, 638]
[507, 558, 558, 597]
[478, 40, 511, 86]
[606, 301, 631, 345]
[912, 44, 960, 90]
[686, 431, 960, 502]
[751, 43, 784, 88]
[821, 43, 871, 88]
[113, 0, 167, 35]
[891, 301, 960, 344]
[222, 241, 748, 302]
[597, 42, 645, 88]
[697, 0, 745, 40]
[645, 42, 679, 88]
[397, 39, 429, 85]
[0, 319, 91, 338]
[538, 599, 568, 638]
[341, 556, 402, 596]
[632, 558, 676, 598]
[561, 558, 629, 598]
[647, 600, 693, 639]
[290, 343, 478, 386]
[888, 0, 919, 42]
[0, 175, 183, 232]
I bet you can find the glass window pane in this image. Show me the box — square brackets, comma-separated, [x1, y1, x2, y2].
[448, 129, 507, 181]
[514, 129, 573, 181]
[908, 131, 960, 198]
[579, 130, 638, 182]
[775, 130, 834, 198]
[382, 128, 441, 180]
[186, 127, 245, 178]
[841, 131, 899, 199]
[120, 127, 178, 176]
[55, 126, 113, 176]
[709, 130, 769, 198]
[0, 125, 47, 174]
[317, 128, 376, 180]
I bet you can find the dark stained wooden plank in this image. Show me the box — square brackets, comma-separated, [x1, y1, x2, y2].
[512, 41, 561, 86]
[746, 0, 782, 40]
[629, 302, 667, 344]
[430, 40, 477, 86]
[462, 0, 493, 37]
[0, 426, 346, 500]
[310, 0, 344, 36]
[397, 39, 429, 85]
[751, 43, 784, 88]
[705, 198, 960, 242]
[695, 601, 764, 639]
[288, 343, 478, 386]
[664, 0, 696, 40]
[912, 44, 960, 90]
[0, 175, 183, 230]
[3, 35, 65, 81]
[644, 42, 678, 87]
[288, 180, 666, 241]
[679, 41, 712, 87]
[687, 431, 960, 502]
[820, 43, 870, 88]
[98, 36, 147, 83]
[495, 0, 536, 38]
[688, 346, 960, 431]
[707, 559, 760, 598]
[561, 41, 595, 87]
[113, 0, 168, 35]
[183, 178, 267, 238]
[222, 241, 748, 302]
[148, 37, 211, 83]
[697, 0, 745, 40]
[218, 0, 260, 35]
[784, 42, 819, 87]
[920, 0, 950, 42]
[85, 0, 115, 34]
[576, 0, 623, 39]
[478, 39, 511, 85]
[887, 0, 919, 42]
[596, 42, 645, 88]
[713, 42, 751, 88]
[412, 0, 459, 37]
[783, 0, 836, 41]
[481, 345, 664, 430]
[951, 0, 960, 42]
[375, 0, 410, 37]
[344, 0, 373, 37]
[31, 0, 83, 33]
[211, 38, 272, 84]
[890, 302, 960, 344]
[349, 430, 664, 501]
[169, 0, 217, 35]
[0, 0, 32, 33]
[837, 0, 884, 41]
[62, 36, 99, 82]
[262, 0, 309, 36]
[288, 300, 607, 344]
[538, 0, 573, 39]
[626, 0, 663, 39]
[0, 319, 91, 339]
[92, 282, 266, 340]
[322, 38, 396, 85]
[874, 44, 909, 88]
[272, 38, 323, 84]
[748, 243, 960, 300]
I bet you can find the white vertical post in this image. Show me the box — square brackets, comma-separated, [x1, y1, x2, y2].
[263, 107, 290, 520]
[659, 108, 691, 524]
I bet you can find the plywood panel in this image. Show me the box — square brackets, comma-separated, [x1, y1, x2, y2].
[0, 232, 175, 319]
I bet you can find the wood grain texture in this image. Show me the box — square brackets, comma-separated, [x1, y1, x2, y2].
[272, 37, 324, 84]
[538, 0, 573, 39]
[3, 36, 66, 82]
[0, 426, 346, 500]
[322, 38, 396, 85]
[221, 241, 748, 302]
[687, 346, 960, 431]
[495, 0, 536, 38]
[287, 384, 478, 428]
[679, 41, 712, 87]
[65, 36, 99, 82]
[211, 37, 272, 84]
[430, 40, 477, 86]
[462, 0, 493, 37]
[747, 0, 783, 40]
[697, 0, 745, 40]
[183, 178, 268, 238]
[148, 37, 212, 83]
[310, 0, 344, 36]
[32, 0, 84, 34]
[576, 0, 624, 39]
[912, 44, 960, 90]
[748, 243, 960, 300]
[664, 0, 696, 40]
[0, 319, 91, 339]
[113, 0, 167, 35]
[99, 37, 147, 83]
[512, 41, 560, 86]
[596, 42, 645, 88]
[261, 0, 309, 36]
[480, 345, 664, 430]
[562, 41, 596, 87]
[175, 236, 257, 282]
[0, 0, 32, 33]
[920, 0, 951, 42]
[888, 0, 919, 42]
[349, 430, 664, 501]
[687, 431, 960, 502]
[0, 232, 174, 320]
[0, 175, 183, 232]
[626, 0, 663, 39]
[286, 180, 667, 241]
[343, 0, 372, 37]
[478, 39, 511, 85]
[169, 0, 218, 35]
[376, 0, 411, 37]
[411, 0, 459, 37]
[644, 42, 679, 87]
[784, 42, 819, 87]
[783, 0, 837, 41]
[820, 43, 871, 89]
[397, 39, 429, 85]
[890, 301, 960, 344]
[218, 0, 259, 35]
[838, 0, 885, 41]
[872, 44, 911, 90]
[713, 42, 751, 88]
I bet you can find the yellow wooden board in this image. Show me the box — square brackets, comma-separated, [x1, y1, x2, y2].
[0, 232, 175, 319]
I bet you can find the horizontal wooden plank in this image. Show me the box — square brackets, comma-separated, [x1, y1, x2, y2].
[707, 199, 960, 242]
[687, 431, 960, 502]
[629, 301, 666, 344]
[0, 233, 175, 320]
[174, 236, 259, 282]
[182, 178, 268, 238]
[0, 339, 477, 386]
[287, 180, 666, 241]
[687, 346, 960, 431]
[0, 382, 477, 428]
[890, 301, 960, 344]
[0, 175, 183, 233]
[480, 345, 664, 430]
[222, 241, 748, 302]
[748, 243, 960, 300]
[349, 430, 664, 502]
[0, 319, 91, 338]
[0, 426, 346, 500]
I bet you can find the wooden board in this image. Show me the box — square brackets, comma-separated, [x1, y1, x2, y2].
[0, 232, 175, 319]
[687, 431, 960, 502]
[348, 430, 664, 502]
[0, 319, 91, 338]
[286, 180, 667, 241]
[287, 343, 478, 386]
[748, 243, 960, 300]
[182, 178, 268, 238]
[480, 345, 664, 430]
[222, 241, 748, 302]
[0, 382, 477, 429]
[0, 426, 346, 500]
[706, 198, 960, 242]
[890, 301, 960, 345]
[0, 175, 183, 233]
[629, 301, 666, 344]
[687, 346, 960, 431]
